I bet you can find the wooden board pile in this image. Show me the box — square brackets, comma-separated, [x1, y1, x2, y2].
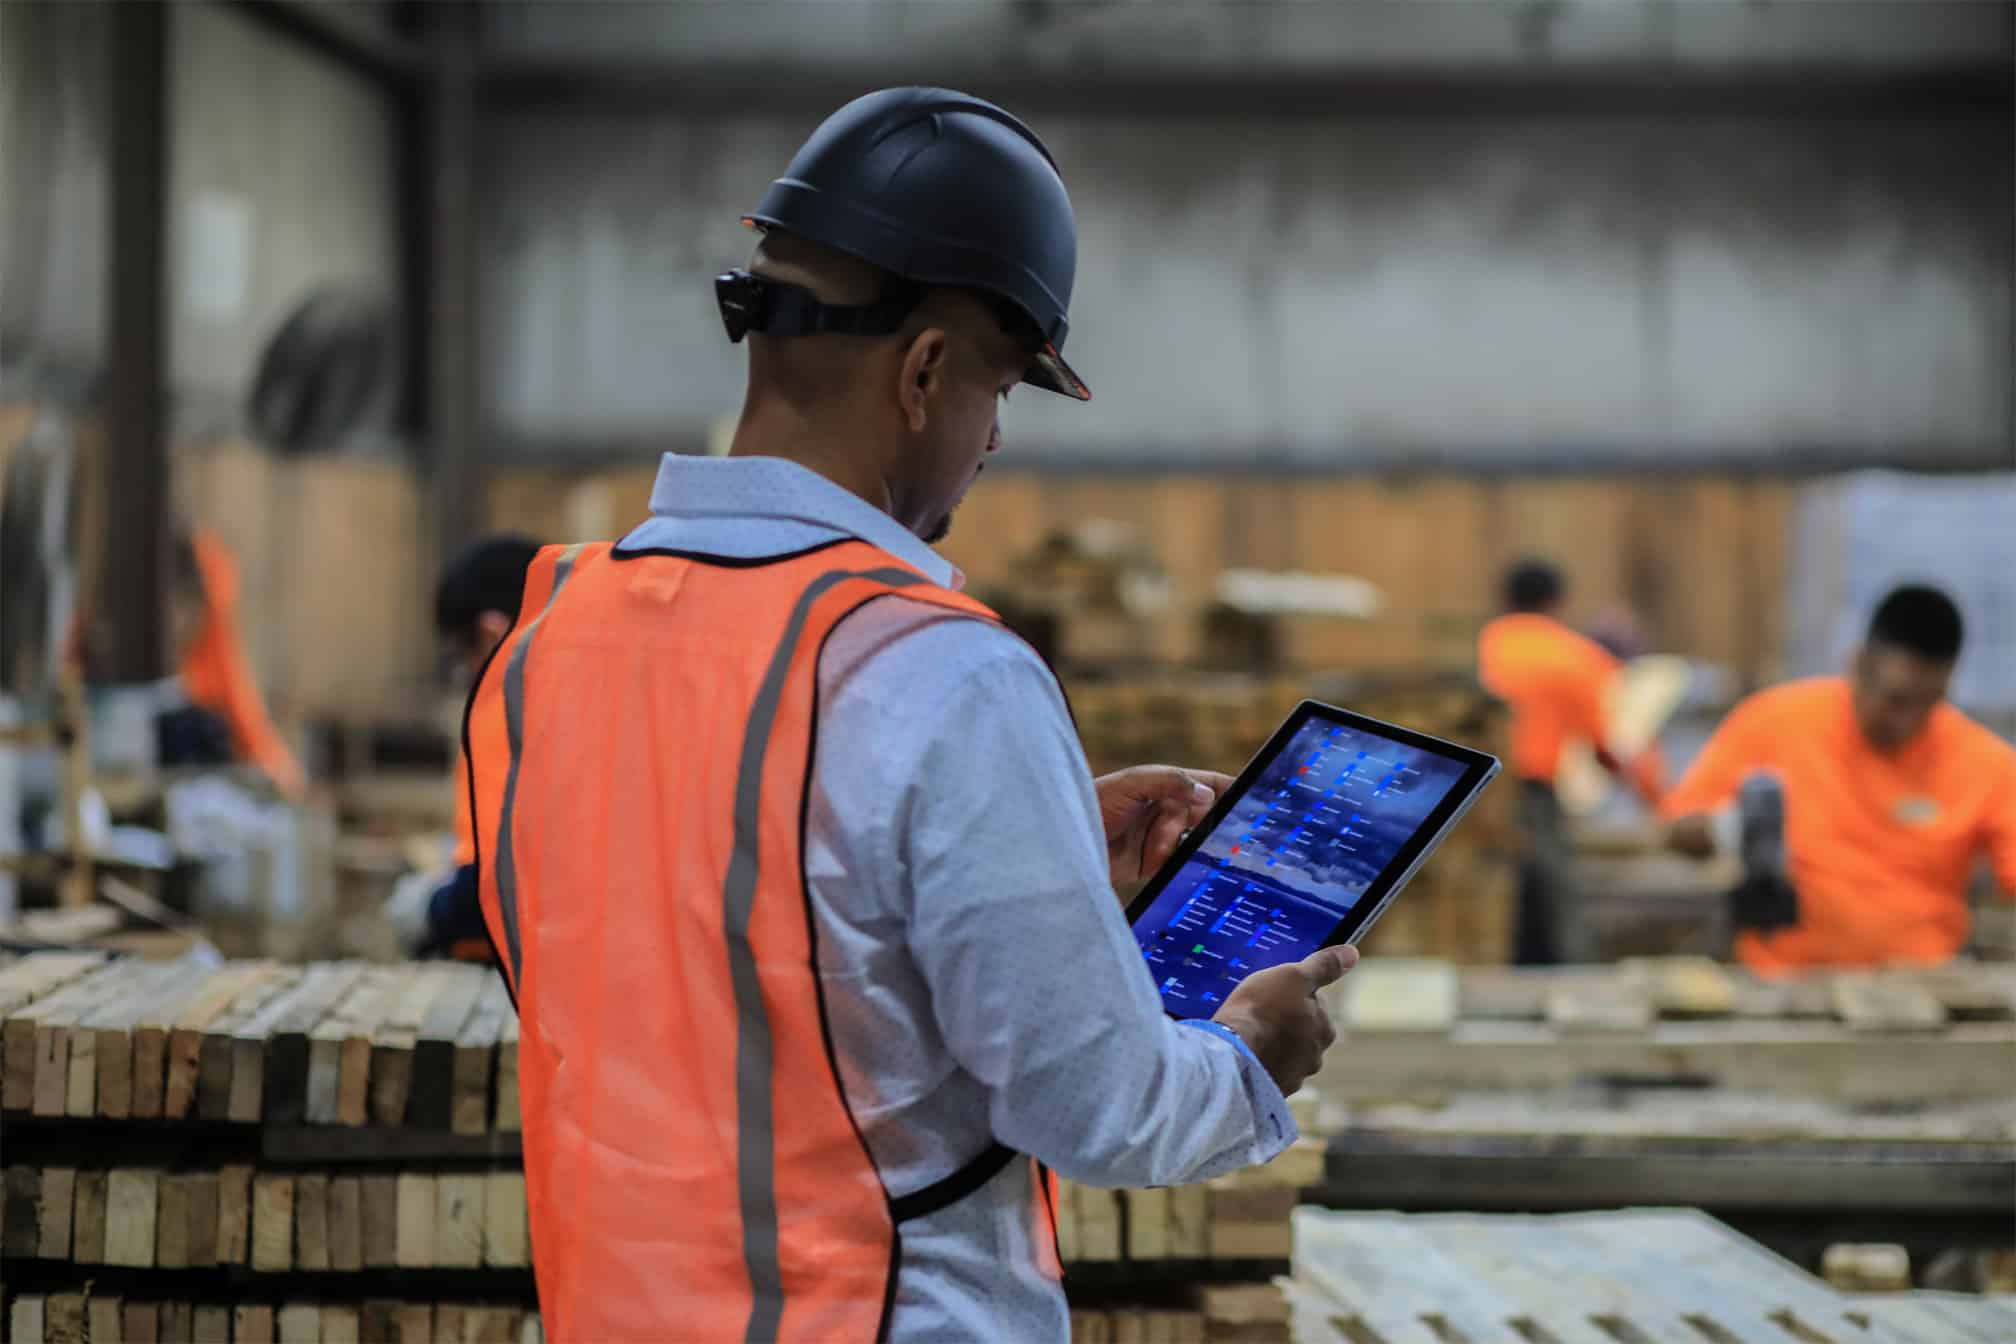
[1068, 1285, 1288, 1344]
[1318, 957, 2016, 1103]
[5, 1295, 540, 1344]
[0, 955, 530, 1338]
[1288, 1208, 2016, 1344]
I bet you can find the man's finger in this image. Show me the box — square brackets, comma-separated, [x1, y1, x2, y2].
[1298, 945, 1359, 990]
[1141, 809, 1188, 873]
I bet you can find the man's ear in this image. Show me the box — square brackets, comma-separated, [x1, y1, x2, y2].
[477, 610, 513, 654]
[897, 327, 950, 433]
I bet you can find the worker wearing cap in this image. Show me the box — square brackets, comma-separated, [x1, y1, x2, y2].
[1477, 559, 1664, 963]
[464, 89, 1351, 1341]
[1664, 584, 2016, 973]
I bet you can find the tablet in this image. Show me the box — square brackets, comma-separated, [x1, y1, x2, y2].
[1126, 699, 1500, 1017]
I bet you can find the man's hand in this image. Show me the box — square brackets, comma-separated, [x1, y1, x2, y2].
[1096, 765, 1235, 887]
[1212, 946, 1357, 1097]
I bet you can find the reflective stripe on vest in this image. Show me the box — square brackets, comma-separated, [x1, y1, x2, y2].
[465, 539, 1057, 1342]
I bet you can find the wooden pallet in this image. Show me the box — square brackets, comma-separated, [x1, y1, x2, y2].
[1059, 1141, 1325, 1269]
[4, 1295, 541, 1344]
[1, 1162, 529, 1274]
[1289, 1209, 2016, 1344]
[0, 957, 514, 1132]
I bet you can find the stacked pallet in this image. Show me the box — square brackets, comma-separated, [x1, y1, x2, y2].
[2, 1163, 528, 1275]
[0, 958, 519, 1133]
[5, 1295, 541, 1344]
[1289, 1208, 2016, 1344]
[1067, 1285, 1288, 1344]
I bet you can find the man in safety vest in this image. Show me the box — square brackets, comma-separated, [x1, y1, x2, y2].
[467, 88, 1353, 1341]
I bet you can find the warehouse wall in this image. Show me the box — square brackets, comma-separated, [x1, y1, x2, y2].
[481, 107, 2010, 469]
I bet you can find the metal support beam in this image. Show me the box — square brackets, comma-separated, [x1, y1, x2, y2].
[424, 4, 482, 567]
[100, 0, 172, 684]
[216, 0, 426, 90]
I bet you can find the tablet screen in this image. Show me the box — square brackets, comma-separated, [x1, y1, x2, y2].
[1131, 711, 1480, 1014]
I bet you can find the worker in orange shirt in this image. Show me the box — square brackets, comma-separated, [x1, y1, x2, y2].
[166, 530, 307, 800]
[1478, 559, 1665, 963]
[1664, 584, 2016, 974]
[384, 533, 542, 961]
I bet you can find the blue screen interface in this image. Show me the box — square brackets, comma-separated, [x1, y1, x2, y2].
[1133, 717, 1471, 1014]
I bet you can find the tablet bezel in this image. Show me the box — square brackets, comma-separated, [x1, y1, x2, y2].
[1123, 698, 1500, 987]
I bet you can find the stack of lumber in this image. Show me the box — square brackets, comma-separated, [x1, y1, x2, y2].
[5, 1296, 540, 1344]
[0, 957, 519, 1134]
[2, 1163, 528, 1275]
[1058, 1141, 1325, 1270]
[1288, 1208, 2016, 1344]
[1317, 957, 2016, 1103]
[1068, 1284, 1288, 1344]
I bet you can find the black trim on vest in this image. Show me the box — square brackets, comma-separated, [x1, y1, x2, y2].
[887, 1142, 1021, 1224]
[609, 537, 855, 568]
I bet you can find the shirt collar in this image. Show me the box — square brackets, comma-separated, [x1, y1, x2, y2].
[644, 453, 963, 590]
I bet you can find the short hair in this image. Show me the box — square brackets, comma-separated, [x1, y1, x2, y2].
[1504, 559, 1564, 614]
[1867, 583, 1964, 663]
[436, 534, 542, 639]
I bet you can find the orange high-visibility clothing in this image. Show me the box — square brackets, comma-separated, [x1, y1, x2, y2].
[467, 538, 1053, 1342]
[1477, 612, 1665, 803]
[180, 530, 306, 800]
[1662, 677, 2016, 973]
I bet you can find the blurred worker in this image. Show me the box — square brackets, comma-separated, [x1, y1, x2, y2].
[466, 88, 1351, 1341]
[165, 530, 306, 800]
[1477, 559, 1665, 963]
[384, 533, 541, 961]
[1664, 585, 2016, 973]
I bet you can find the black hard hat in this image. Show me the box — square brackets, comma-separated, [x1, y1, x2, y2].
[742, 86, 1088, 401]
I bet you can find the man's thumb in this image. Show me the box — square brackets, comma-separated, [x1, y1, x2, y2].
[1299, 945, 1359, 989]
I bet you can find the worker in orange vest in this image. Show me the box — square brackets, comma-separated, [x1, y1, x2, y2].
[1664, 585, 2016, 973]
[385, 534, 542, 961]
[1477, 559, 1664, 963]
[467, 88, 1352, 1341]
[167, 530, 306, 800]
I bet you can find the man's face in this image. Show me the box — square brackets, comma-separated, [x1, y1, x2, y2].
[449, 611, 514, 685]
[901, 303, 1026, 545]
[1851, 643, 1951, 751]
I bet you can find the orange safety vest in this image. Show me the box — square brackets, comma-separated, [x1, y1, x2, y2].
[467, 538, 1059, 1342]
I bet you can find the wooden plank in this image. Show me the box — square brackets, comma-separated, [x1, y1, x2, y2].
[266, 962, 368, 1126]
[1074, 1183, 1121, 1261]
[434, 1305, 468, 1344]
[361, 1174, 399, 1269]
[323, 1306, 362, 1344]
[436, 1172, 484, 1268]
[396, 1172, 437, 1267]
[1167, 1182, 1210, 1258]
[360, 1302, 400, 1344]
[105, 1168, 160, 1267]
[1831, 974, 1949, 1033]
[1055, 1179, 1081, 1263]
[4, 963, 131, 1118]
[328, 969, 403, 1126]
[235, 1305, 278, 1344]
[252, 1173, 296, 1272]
[1126, 1185, 1170, 1260]
[160, 1301, 194, 1343]
[8, 1295, 44, 1344]
[483, 1171, 528, 1267]
[200, 967, 301, 1119]
[155, 1173, 192, 1269]
[294, 1172, 331, 1272]
[122, 1302, 162, 1344]
[2, 1165, 39, 1257]
[0, 955, 111, 1110]
[412, 965, 489, 1128]
[166, 962, 285, 1119]
[451, 975, 511, 1135]
[278, 1304, 322, 1344]
[1621, 956, 1738, 1018]
[45, 1293, 86, 1344]
[0, 951, 108, 1020]
[371, 965, 449, 1126]
[185, 1170, 220, 1268]
[82, 958, 188, 1119]
[1338, 959, 1458, 1034]
[329, 1174, 364, 1272]
[1545, 980, 1656, 1034]
[471, 1309, 520, 1344]
[89, 1298, 124, 1344]
[216, 1165, 253, 1265]
[494, 1008, 521, 1132]
[193, 1305, 232, 1344]
[71, 1169, 107, 1263]
[393, 1305, 433, 1344]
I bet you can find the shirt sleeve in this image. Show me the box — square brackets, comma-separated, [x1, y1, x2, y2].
[1979, 748, 2016, 901]
[892, 631, 1296, 1189]
[1660, 694, 1770, 820]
